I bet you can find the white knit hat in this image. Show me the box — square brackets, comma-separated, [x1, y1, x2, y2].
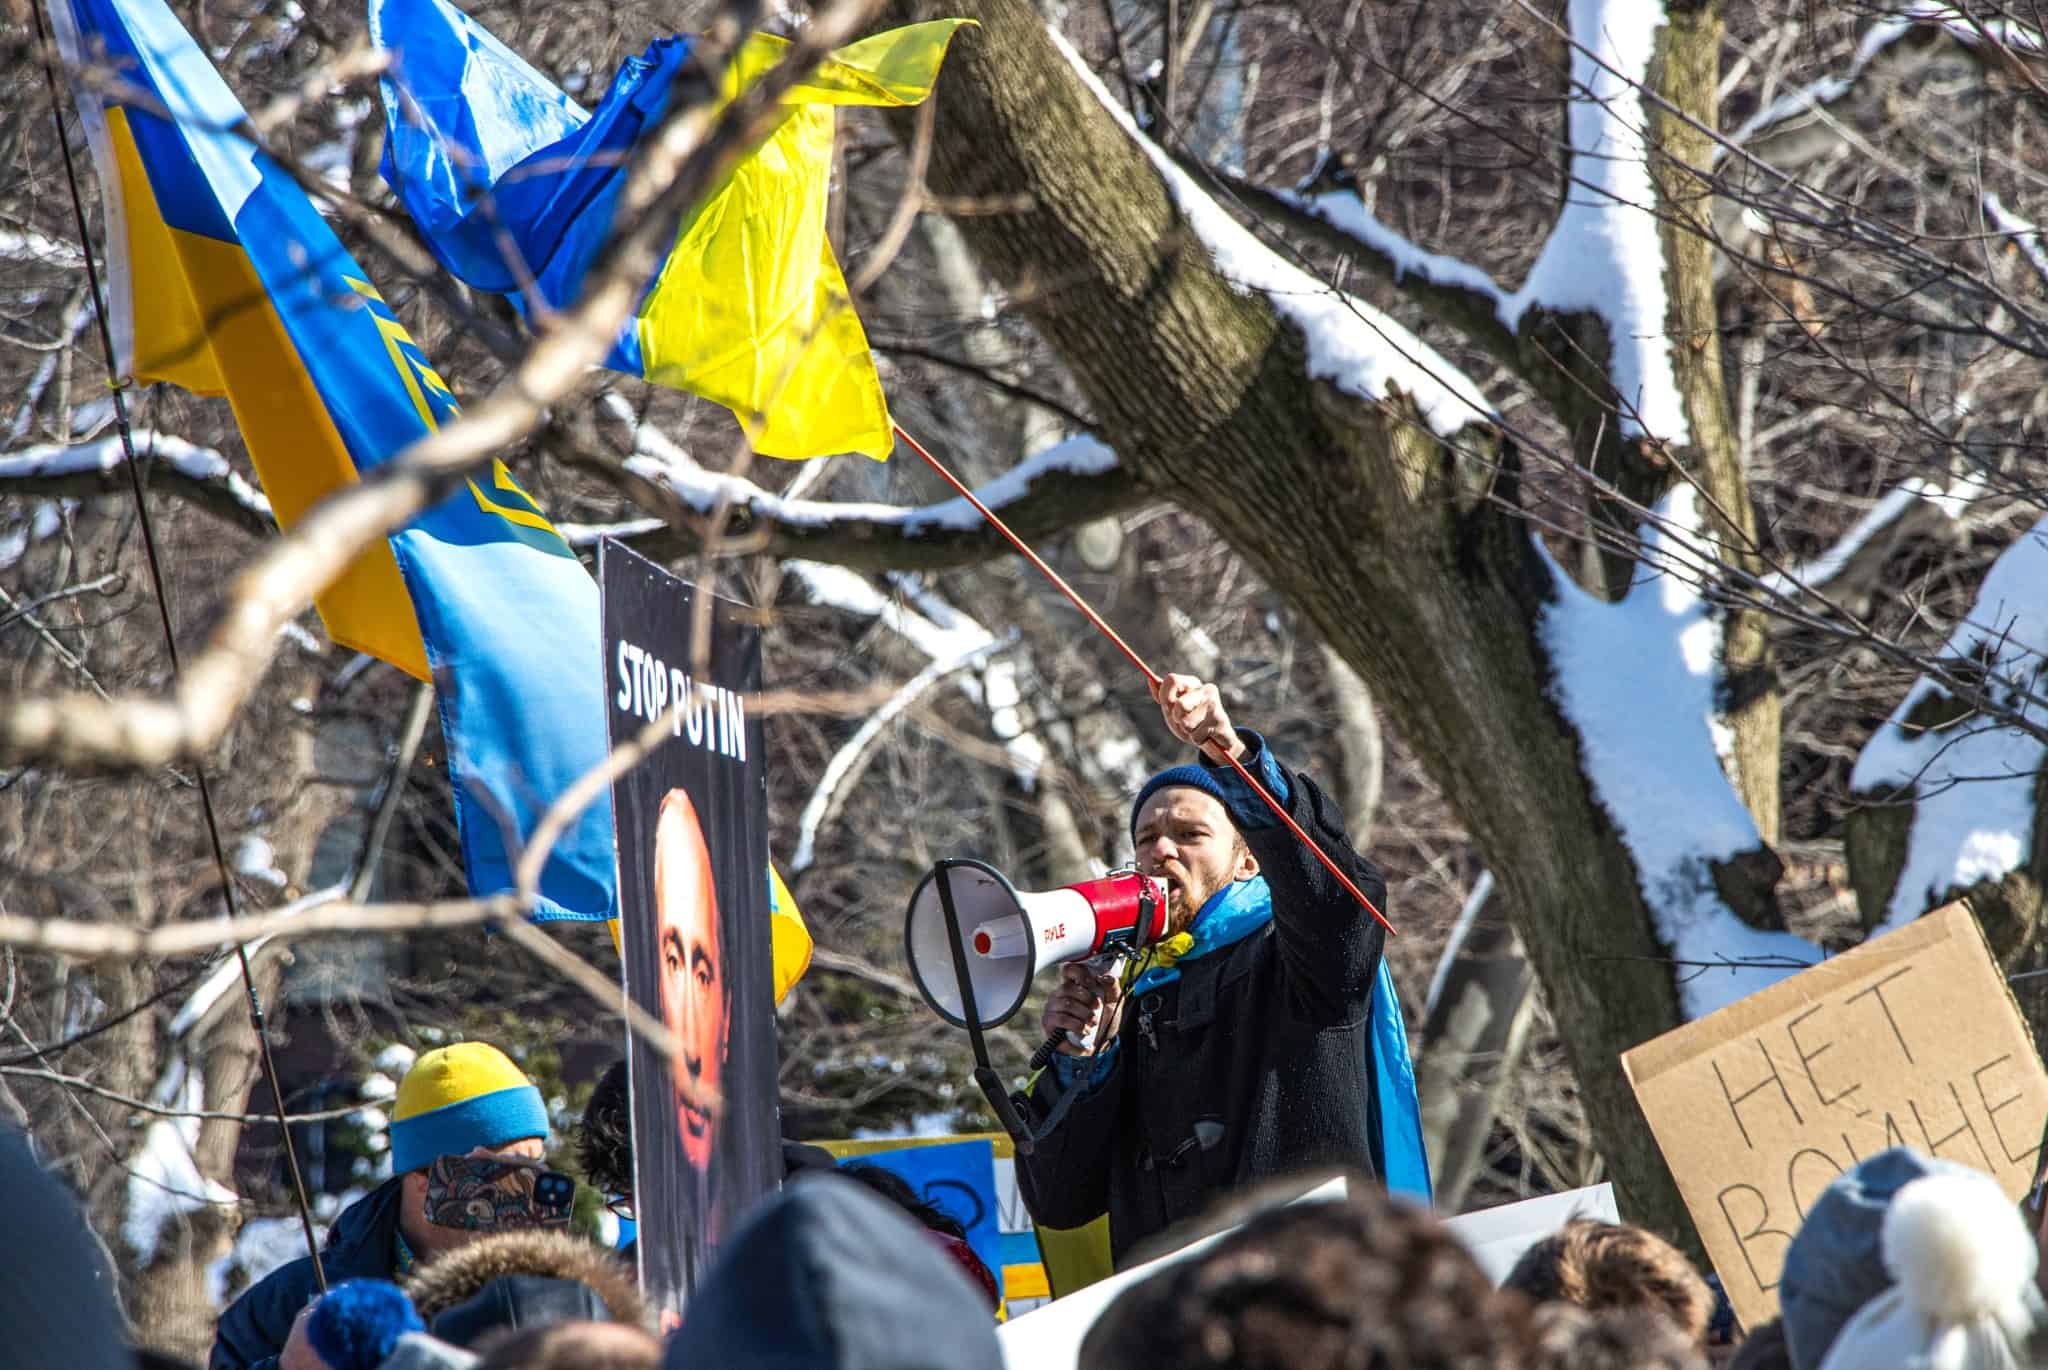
[1815, 1169, 2043, 1370]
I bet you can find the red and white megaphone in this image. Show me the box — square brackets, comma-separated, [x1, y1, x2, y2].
[904, 860, 1169, 1030]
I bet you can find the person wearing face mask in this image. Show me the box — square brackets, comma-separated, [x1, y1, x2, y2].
[212, 1043, 552, 1370]
[1012, 675, 1402, 1265]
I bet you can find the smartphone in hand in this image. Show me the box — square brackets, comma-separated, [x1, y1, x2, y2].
[422, 1154, 577, 1231]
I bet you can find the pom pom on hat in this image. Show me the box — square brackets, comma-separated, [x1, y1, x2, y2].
[1816, 1170, 2042, 1370]
[307, 1280, 426, 1370]
[1884, 1171, 2036, 1323]
[389, 1043, 548, 1175]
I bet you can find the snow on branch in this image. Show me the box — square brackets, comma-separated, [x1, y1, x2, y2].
[0, 223, 85, 268]
[610, 396, 1097, 531]
[1730, 6, 2046, 154]
[0, 431, 275, 535]
[126, 1070, 239, 1267]
[623, 424, 1121, 537]
[1730, 13, 1930, 150]
[599, 397, 1138, 569]
[1049, 31, 1495, 439]
[1282, 190, 1511, 318]
[1539, 486, 1818, 1018]
[790, 634, 1015, 871]
[1850, 516, 2048, 933]
[1985, 193, 2048, 293]
[784, 560, 1047, 785]
[1508, 0, 1688, 443]
[1758, 473, 1982, 598]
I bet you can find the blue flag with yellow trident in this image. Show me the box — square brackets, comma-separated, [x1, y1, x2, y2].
[50, 0, 615, 921]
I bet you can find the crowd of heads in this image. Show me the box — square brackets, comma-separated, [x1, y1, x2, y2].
[13, 1031, 2048, 1370]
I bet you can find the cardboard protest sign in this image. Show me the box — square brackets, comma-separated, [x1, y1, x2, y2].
[600, 541, 780, 1318]
[1622, 902, 2048, 1328]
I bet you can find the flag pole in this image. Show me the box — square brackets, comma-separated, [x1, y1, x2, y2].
[890, 423, 1396, 937]
[34, 2, 329, 1290]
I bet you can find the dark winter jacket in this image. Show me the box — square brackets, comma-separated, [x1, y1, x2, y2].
[664, 1176, 1002, 1370]
[211, 1179, 409, 1370]
[3, 1124, 129, 1370]
[1013, 733, 1389, 1265]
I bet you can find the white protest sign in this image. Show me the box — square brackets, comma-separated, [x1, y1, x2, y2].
[996, 1179, 1619, 1368]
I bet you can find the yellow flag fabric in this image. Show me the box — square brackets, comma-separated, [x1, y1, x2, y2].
[635, 21, 974, 460]
[768, 862, 814, 1004]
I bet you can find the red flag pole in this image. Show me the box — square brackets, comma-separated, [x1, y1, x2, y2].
[892, 423, 1395, 937]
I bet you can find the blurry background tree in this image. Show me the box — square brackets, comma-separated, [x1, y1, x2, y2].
[3, 0, 2048, 1353]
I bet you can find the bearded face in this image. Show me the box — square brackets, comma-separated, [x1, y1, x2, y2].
[1131, 788, 1257, 935]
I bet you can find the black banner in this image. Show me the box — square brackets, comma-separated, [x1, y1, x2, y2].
[599, 541, 780, 1318]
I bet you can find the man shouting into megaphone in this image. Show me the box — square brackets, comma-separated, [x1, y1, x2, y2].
[1013, 674, 1413, 1265]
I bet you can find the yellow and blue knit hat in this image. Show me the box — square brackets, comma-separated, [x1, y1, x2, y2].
[389, 1043, 548, 1175]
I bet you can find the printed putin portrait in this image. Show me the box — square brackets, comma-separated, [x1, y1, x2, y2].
[654, 787, 729, 1177]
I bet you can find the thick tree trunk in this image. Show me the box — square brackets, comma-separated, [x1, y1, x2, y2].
[880, 0, 1702, 1238]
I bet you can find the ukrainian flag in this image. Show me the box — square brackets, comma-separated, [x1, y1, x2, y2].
[371, 0, 970, 460]
[50, 0, 615, 921]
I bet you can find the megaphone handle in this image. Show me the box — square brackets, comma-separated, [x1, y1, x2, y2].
[1028, 949, 1128, 1071]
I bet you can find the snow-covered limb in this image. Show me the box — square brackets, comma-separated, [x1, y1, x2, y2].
[1730, 13, 1929, 151]
[8, 297, 94, 445]
[0, 432, 276, 536]
[1050, 29, 1496, 439]
[625, 433, 1118, 534]
[1733, 4, 2045, 153]
[0, 223, 85, 267]
[1757, 475, 1979, 599]
[559, 516, 667, 549]
[1508, 0, 1688, 443]
[1850, 516, 2048, 933]
[1424, 870, 1494, 1020]
[1289, 194, 1509, 312]
[164, 886, 347, 1042]
[1984, 193, 2048, 294]
[783, 561, 1046, 783]
[1203, 173, 1528, 381]
[1158, 2, 1685, 443]
[125, 1069, 239, 1268]
[790, 633, 1017, 872]
[602, 404, 1140, 571]
[1539, 486, 1818, 1019]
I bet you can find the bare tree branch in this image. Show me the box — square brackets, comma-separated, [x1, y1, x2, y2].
[0, 0, 893, 771]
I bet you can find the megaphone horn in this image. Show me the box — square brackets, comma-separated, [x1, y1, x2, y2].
[904, 860, 1169, 1030]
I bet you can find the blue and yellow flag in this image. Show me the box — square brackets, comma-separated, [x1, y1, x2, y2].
[50, 0, 615, 921]
[371, 0, 970, 459]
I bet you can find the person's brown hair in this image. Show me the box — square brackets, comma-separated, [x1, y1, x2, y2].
[1523, 1303, 1707, 1370]
[1501, 1219, 1714, 1347]
[472, 1320, 660, 1370]
[1080, 1188, 1534, 1370]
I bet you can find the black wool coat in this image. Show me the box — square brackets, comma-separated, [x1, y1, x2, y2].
[1012, 736, 1389, 1266]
